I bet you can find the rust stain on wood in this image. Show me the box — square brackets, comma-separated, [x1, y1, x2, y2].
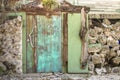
[63, 13, 68, 67]
[33, 15, 37, 72]
[26, 15, 34, 73]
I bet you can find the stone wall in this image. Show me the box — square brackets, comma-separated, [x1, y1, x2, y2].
[88, 18, 120, 74]
[0, 16, 22, 75]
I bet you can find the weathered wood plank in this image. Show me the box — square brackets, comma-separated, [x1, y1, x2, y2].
[26, 15, 34, 73]
[37, 15, 62, 72]
[62, 13, 68, 72]
[68, 13, 88, 73]
[21, 13, 27, 73]
[33, 15, 37, 72]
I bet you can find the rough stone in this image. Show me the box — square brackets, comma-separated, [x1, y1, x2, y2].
[88, 62, 95, 72]
[88, 36, 97, 44]
[112, 57, 120, 65]
[88, 44, 102, 53]
[117, 50, 120, 56]
[104, 30, 111, 37]
[114, 21, 120, 27]
[109, 50, 117, 58]
[95, 68, 107, 75]
[100, 45, 110, 55]
[94, 27, 103, 34]
[111, 46, 119, 52]
[111, 67, 120, 73]
[89, 29, 98, 37]
[92, 54, 104, 65]
[98, 34, 107, 45]
[0, 62, 6, 72]
[103, 18, 111, 26]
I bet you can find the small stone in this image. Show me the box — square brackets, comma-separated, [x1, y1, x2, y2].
[117, 50, 120, 56]
[104, 31, 111, 37]
[92, 54, 103, 65]
[88, 44, 102, 53]
[95, 67, 107, 75]
[103, 19, 111, 26]
[112, 57, 120, 65]
[98, 34, 107, 45]
[114, 21, 120, 27]
[111, 31, 119, 40]
[17, 16, 22, 22]
[25, 78, 32, 80]
[94, 27, 103, 34]
[107, 37, 118, 46]
[109, 51, 117, 58]
[100, 45, 110, 55]
[89, 29, 98, 37]
[0, 62, 7, 72]
[111, 67, 120, 73]
[68, 76, 86, 80]
[88, 36, 97, 44]
[105, 66, 112, 73]
[111, 46, 119, 51]
[88, 62, 94, 71]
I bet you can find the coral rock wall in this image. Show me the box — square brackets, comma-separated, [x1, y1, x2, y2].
[88, 19, 120, 74]
[0, 16, 22, 75]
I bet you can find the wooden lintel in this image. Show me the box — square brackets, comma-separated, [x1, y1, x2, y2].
[26, 11, 61, 16]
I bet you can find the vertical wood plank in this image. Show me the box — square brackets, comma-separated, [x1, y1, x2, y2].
[62, 13, 68, 72]
[68, 13, 88, 73]
[22, 13, 27, 73]
[26, 15, 34, 73]
[33, 15, 37, 72]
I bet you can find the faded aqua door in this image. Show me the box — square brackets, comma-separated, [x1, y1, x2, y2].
[36, 15, 62, 72]
[26, 15, 62, 73]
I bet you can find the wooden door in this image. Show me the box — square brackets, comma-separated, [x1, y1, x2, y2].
[36, 15, 62, 72]
[26, 15, 62, 73]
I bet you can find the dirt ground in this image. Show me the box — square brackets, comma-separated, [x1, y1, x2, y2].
[0, 73, 120, 80]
